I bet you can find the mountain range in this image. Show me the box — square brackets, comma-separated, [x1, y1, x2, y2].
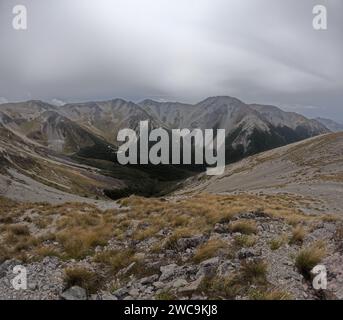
[0, 96, 331, 201]
[315, 117, 343, 132]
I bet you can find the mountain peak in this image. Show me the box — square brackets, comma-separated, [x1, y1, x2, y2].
[197, 96, 245, 106]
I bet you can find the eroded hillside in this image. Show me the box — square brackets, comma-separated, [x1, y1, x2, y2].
[178, 133, 343, 215]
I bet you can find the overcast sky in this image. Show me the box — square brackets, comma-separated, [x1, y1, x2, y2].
[0, 0, 342, 121]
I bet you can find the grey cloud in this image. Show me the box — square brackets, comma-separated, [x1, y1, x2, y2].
[0, 0, 342, 121]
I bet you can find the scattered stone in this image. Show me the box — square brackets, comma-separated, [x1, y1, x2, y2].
[196, 257, 219, 277]
[179, 276, 204, 294]
[173, 279, 188, 288]
[177, 235, 206, 250]
[160, 264, 178, 281]
[237, 248, 258, 259]
[28, 282, 38, 291]
[140, 275, 159, 285]
[60, 286, 87, 300]
[113, 287, 129, 299]
[128, 288, 140, 297]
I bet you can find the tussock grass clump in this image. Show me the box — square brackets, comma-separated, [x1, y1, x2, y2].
[192, 239, 228, 263]
[35, 216, 53, 229]
[198, 275, 241, 299]
[163, 228, 194, 250]
[240, 259, 268, 285]
[198, 260, 268, 299]
[56, 212, 102, 230]
[55, 211, 116, 260]
[34, 246, 60, 259]
[133, 226, 159, 241]
[295, 241, 326, 278]
[269, 237, 285, 251]
[64, 267, 103, 294]
[7, 224, 30, 236]
[234, 235, 256, 248]
[57, 228, 109, 259]
[230, 220, 257, 235]
[290, 226, 306, 244]
[94, 249, 136, 274]
[321, 215, 340, 223]
[286, 215, 305, 226]
[3, 224, 39, 258]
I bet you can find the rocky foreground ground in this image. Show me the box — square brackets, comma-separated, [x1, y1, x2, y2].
[0, 193, 342, 300]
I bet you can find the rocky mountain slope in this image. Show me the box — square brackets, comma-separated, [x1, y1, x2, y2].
[0, 192, 342, 300]
[58, 99, 164, 145]
[177, 132, 343, 215]
[140, 97, 329, 161]
[0, 122, 126, 205]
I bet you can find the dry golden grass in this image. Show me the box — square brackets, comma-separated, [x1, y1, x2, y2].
[269, 236, 285, 251]
[57, 228, 110, 259]
[230, 220, 257, 235]
[118, 193, 324, 241]
[132, 225, 159, 241]
[286, 214, 306, 226]
[64, 267, 103, 294]
[198, 275, 241, 299]
[198, 259, 268, 299]
[0, 192, 334, 266]
[94, 249, 136, 274]
[34, 246, 60, 259]
[240, 259, 268, 285]
[290, 226, 306, 244]
[295, 241, 326, 277]
[321, 214, 341, 223]
[249, 289, 292, 300]
[0, 197, 120, 262]
[234, 235, 257, 248]
[162, 228, 196, 250]
[6, 224, 30, 236]
[192, 239, 228, 263]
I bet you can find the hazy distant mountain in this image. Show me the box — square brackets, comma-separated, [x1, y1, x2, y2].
[315, 117, 343, 132]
